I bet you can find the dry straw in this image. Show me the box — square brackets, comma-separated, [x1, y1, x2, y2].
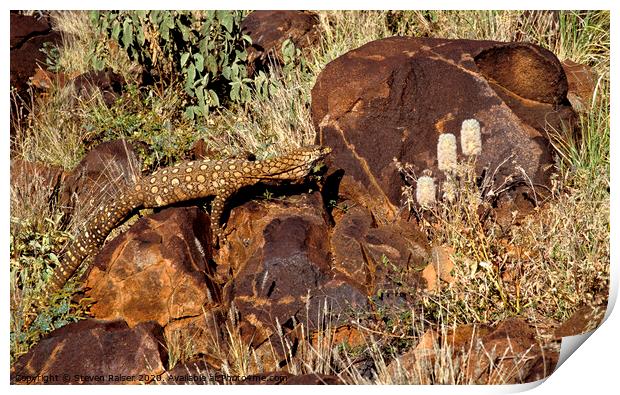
[416, 175, 436, 208]
[460, 119, 482, 156]
[437, 133, 457, 173]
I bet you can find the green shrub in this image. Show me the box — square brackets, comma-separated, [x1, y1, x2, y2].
[89, 10, 253, 119]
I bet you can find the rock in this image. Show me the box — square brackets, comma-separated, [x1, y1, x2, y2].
[464, 318, 557, 384]
[241, 11, 321, 75]
[10, 12, 62, 143]
[217, 192, 368, 358]
[30, 67, 69, 91]
[383, 329, 439, 384]
[30, 67, 126, 107]
[311, 324, 367, 350]
[163, 312, 228, 369]
[562, 59, 597, 113]
[11, 319, 167, 384]
[85, 206, 217, 327]
[10, 159, 65, 204]
[330, 201, 428, 303]
[311, 37, 577, 217]
[59, 139, 141, 225]
[326, 171, 429, 308]
[421, 245, 455, 291]
[10, 13, 62, 94]
[70, 68, 126, 106]
[554, 303, 606, 338]
[385, 318, 558, 384]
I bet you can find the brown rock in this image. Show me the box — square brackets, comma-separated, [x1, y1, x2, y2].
[330, 202, 428, 300]
[457, 319, 556, 384]
[30, 67, 69, 91]
[10, 13, 62, 94]
[421, 244, 456, 292]
[241, 11, 321, 75]
[385, 319, 558, 384]
[11, 319, 167, 384]
[70, 68, 126, 106]
[562, 59, 597, 113]
[10, 12, 62, 143]
[464, 318, 556, 384]
[85, 207, 217, 327]
[163, 312, 227, 369]
[311, 324, 367, 350]
[420, 264, 438, 292]
[554, 303, 606, 338]
[59, 139, 141, 225]
[311, 37, 577, 217]
[384, 329, 439, 384]
[218, 192, 367, 358]
[190, 138, 211, 160]
[10, 159, 65, 204]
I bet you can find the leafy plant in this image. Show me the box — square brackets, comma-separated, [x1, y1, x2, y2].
[89, 10, 253, 119]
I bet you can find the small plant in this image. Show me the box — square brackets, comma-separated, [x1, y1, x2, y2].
[10, 216, 87, 362]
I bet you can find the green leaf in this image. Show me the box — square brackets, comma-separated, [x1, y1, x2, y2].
[180, 52, 190, 67]
[187, 63, 196, 83]
[222, 65, 231, 80]
[122, 19, 133, 48]
[230, 80, 240, 101]
[196, 86, 205, 104]
[218, 11, 233, 33]
[91, 56, 105, 71]
[235, 49, 247, 62]
[137, 26, 145, 46]
[177, 19, 190, 41]
[165, 13, 175, 29]
[193, 53, 204, 73]
[241, 34, 252, 44]
[88, 11, 100, 25]
[160, 23, 169, 41]
[111, 21, 121, 41]
[185, 106, 195, 119]
[149, 10, 161, 24]
[208, 89, 220, 106]
[206, 55, 218, 74]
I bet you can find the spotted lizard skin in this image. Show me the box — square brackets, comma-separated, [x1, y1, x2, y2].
[27, 145, 331, 324]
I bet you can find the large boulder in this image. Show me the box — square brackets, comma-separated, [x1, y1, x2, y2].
[85, 206, 217, 327]
[311, 37, 578, 217]
[11, 319, 167, 384]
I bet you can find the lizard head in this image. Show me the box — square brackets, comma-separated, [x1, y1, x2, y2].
[251, 145, 332, 180]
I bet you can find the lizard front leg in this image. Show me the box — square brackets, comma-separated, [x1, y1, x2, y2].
[210, 193, 230, 247]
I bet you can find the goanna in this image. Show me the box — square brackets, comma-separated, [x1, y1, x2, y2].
[25, 145, 331, 325]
